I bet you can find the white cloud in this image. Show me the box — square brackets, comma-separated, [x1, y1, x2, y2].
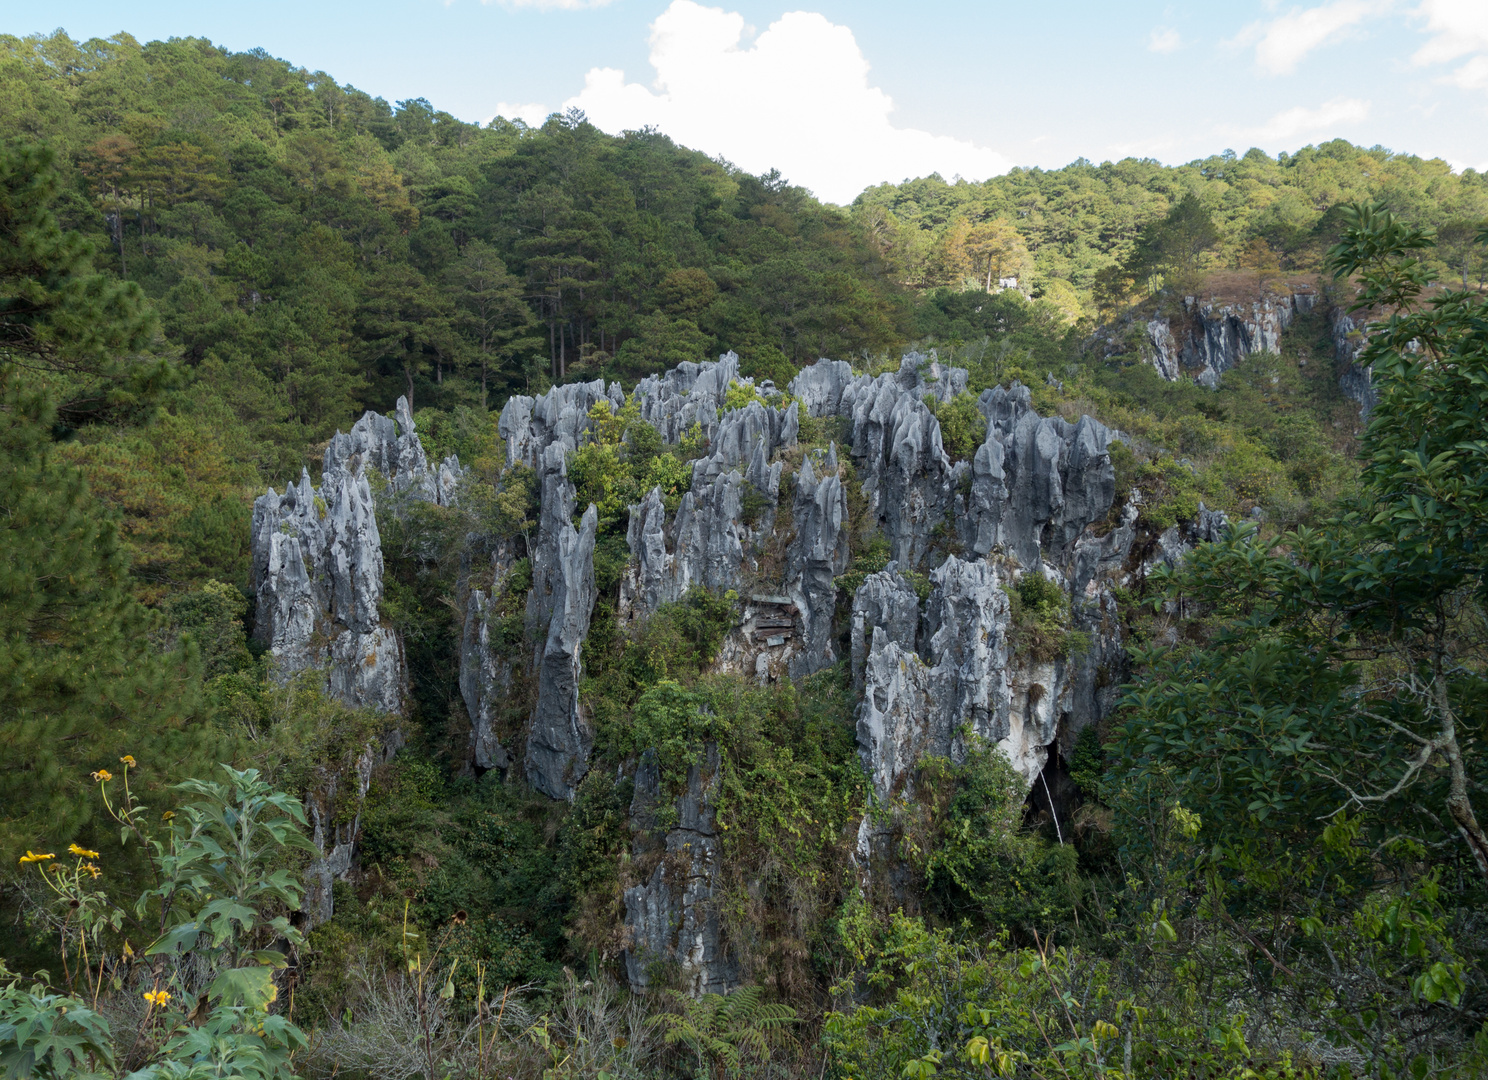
[1412, 0, 1488, 64]
[1442, 54, 1488, 90]
[1412, 0, 1488, 90]
[1236, 96, 1371, 142]
[487, 101, 553, 126]
[1237, 0, 1392, 75]
[559, 1, 1010, 203]
[1148, 27, 1182, 54]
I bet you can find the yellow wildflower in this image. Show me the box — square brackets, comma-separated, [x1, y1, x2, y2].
[120, 755, 136, 767]
[91, 769, 113, 783]
[68, 843, 100, 859]
[84, 862, 101, 879]
[142, 990, 170, 1007]
[161, 811, 175, 821]
[18, 851, 54, 865]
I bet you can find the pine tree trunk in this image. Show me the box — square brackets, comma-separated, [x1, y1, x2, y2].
[1436, 670, 1488, 887]
[115, 215, 127, 279]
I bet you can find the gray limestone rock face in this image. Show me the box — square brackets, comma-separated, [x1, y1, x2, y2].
[632, 353, 740, 445]
[690, 398, 797, 486]
[790, 354, 1019, 571]
[788, 357, 857, 417]
[1331, 309, 1378, 415]
[674, 470, 748, 596]
[623, 744, 740, 995]
[853, 555, 1015, 803]
[962, 384, 1117, 568]
[1042, 501, 1140, 761]
[251, 398, 457, 714]
[996, 406, 1064, 568]
[250, 399, 459, 926]
[1142, 293, 1314, 388]
[1057, 581, 1127, 755]
[498, 378, 625, 474]
[964, 431, 1009, 558]
[1145, 317, 1182, 381]
[526, 443, 581, 639]
[911, 352, 971, 403]
[829, 359, 957, 567]
[324, 626, 406, 717]
[302, 743, 378, 925]
[616, 381, 797, 625]
[789, 353, 966, 421]
[252, 479, 328, 679]
[1055, 416, 1119, 551]
[321, 470, 384, 634]
[786, 354, 1130, 810]
[324, 396, 462, 506]
[850, 542, 1133, 807]
[850, 568, 920, 691]
[502, 355, 810, 802]
[619, 472, 755, 626]
[525, 504, 600, 801]
[492, 379, 619, 793]
[923, 556, 1015, 757]
[486, 355, 1139, 918]
[786, 447, 851, 678]
[1332, 309, 1367, 368]
[1135, 291, 1377, 415]
[855, 638, 935, 804]
[874, 396, 954, 567]
[1125, 503, 1231, 650]
[1142, 502, 1230, 578]
[460, 585, 514, 773]
[622, 486, 678, 617]
[497, 394, 539, 469]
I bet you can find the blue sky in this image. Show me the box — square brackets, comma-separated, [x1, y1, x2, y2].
[7, 0, 1488, 203]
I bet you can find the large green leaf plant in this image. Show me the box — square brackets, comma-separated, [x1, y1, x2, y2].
[3, 762, 317, 1080]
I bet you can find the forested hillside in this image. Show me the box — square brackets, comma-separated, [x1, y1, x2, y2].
[4, 29, 1474, 595]
[2, 27, 1487, 1080]
[853, 144, 1488, 319]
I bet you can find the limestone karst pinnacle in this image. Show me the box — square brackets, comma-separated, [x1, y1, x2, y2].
[255, 351, 1227, 989]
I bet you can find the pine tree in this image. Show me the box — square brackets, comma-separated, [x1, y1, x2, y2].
[1128, 192, 1220, 296]
[0, 142, 219, 859]
[0, 140, 165, 423]
[446, 240, 541, 407]
[0, 375, 222, 857]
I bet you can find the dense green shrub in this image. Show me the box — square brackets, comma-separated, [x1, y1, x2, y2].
[913, 741, 1082, 935]
[923, 391, 986, 461]
[1006, 571, 1086, 662]
[584, 587, 737, 758]
[568, 399, 699, 530]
